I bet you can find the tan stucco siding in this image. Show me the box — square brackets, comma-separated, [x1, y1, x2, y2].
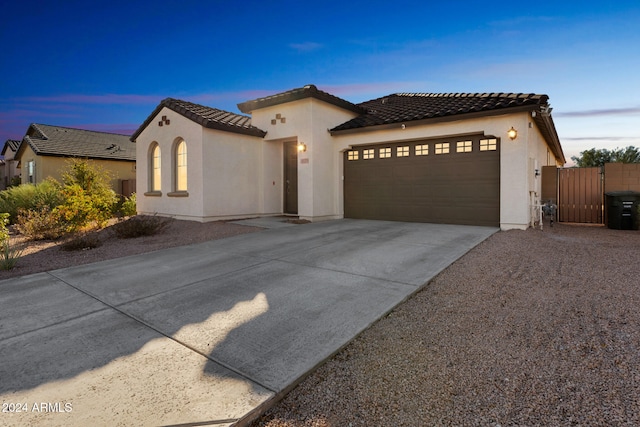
[17, 144, 135, 193]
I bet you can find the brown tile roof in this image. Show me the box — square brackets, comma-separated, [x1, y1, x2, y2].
[237, 84, 365, 114]
[331, 92, 549, 131]
[331, 92, 566, 163]
[130, 98, 266, 141]
[18, 124, 135, 161]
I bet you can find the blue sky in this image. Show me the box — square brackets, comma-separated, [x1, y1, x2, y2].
[1, 0, 639, 164]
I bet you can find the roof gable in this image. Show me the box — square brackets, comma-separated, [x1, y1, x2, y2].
[17, 124, 136, 161]
[2, 139, 21, 156]
[237, 84, 365, 115]
[130, 98, 266, 141]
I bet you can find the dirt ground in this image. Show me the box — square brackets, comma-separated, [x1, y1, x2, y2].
[0, 218, 262, 281]
[251, 223, 640, 426]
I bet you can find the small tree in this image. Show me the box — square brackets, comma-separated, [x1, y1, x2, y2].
[58, 159, 118, 230]
[572, 146, 640, 167]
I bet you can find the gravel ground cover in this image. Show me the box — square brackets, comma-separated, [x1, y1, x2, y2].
[0, 218, 262, 281]
[252, 224, 640, 427]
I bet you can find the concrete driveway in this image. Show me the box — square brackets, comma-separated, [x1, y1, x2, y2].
[0, 219, 496, 426]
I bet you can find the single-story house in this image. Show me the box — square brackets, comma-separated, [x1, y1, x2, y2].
[131, 85, 565, 230]
[0, 139, 21, 190]
[14, 123, 137, 195]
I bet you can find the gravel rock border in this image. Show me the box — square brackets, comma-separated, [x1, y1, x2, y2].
[252, 224, 640, 426]
[0, 218, 262, 281]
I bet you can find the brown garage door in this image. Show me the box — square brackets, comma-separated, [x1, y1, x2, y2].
[344, 135, 500, 227]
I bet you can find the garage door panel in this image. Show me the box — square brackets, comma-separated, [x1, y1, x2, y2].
[344, 136, 500, 226]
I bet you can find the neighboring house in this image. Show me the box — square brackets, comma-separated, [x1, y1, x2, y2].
[0, 139, 21, 190]
[131, 85, 565, 230]
[14, 124, 137, 195]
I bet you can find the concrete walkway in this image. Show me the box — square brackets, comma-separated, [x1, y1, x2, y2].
[0, 219, 496, 427]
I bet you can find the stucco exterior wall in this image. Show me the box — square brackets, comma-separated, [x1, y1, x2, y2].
[17, 144, 135, 193]
[251, 98, 359, 221]
[201, 127, 273, 220]
[136, 106, 205, 219]
[134, 98, 563, 229]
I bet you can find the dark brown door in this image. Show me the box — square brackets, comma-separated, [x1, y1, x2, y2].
[284, 141, 298, 214]
[344, 136, 500, 227]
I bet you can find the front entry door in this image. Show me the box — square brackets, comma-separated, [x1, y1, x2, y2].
[284, 141, 298, 214]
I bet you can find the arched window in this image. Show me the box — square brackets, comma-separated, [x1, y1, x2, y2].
[175, 139, 187, 191]
[150, 142, 161, 192]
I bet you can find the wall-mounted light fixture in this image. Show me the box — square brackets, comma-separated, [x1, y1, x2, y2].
[507, 127, 518, 140]
[297, 142, 307, 152]
[535, 169, 540, 177]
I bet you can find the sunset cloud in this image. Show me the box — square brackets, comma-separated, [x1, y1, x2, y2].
[288, 42, 323, 52]
[555, 107, 640, 118]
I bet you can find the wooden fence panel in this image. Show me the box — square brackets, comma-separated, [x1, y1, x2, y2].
[558, 167, 603, 223]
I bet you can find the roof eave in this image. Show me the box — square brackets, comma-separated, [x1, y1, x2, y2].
[533, 112, 566, 164]
[131, 99, 266, 142]
[330, 104, 539, 135]
[238, 85, 365, 115]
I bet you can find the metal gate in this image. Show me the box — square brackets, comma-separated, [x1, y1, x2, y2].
[558, 167, 603, 223]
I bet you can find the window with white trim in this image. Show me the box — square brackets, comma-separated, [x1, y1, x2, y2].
[150, 142, 161, 192]
[175, 139, 187, 191]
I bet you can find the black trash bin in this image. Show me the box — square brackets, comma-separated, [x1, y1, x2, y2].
[605, 191, 640, 230]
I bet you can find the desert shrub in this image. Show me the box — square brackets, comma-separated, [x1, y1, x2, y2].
[0, 212, 21, 270]
[60, 233, 102, 251]
[120, 193, 137, 217]
[112, 215, 171, 238]
[57, 159, 118, 230]
[15, 205, 67, 240]
[0, 213, 10, 242]
[0, 241, 23, 270]
[0, 180, 63, 223]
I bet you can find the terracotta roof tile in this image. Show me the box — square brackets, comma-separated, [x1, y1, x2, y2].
[130, 98, 266, 141]
[237, 84, 364, 114]
[331, 92, 549, 131]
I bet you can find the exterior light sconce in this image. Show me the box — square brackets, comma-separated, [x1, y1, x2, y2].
[507, 127, 518, 140]
[297, 142, 307, 153]
[535, 169, 540, 177]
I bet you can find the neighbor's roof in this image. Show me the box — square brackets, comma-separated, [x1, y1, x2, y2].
[130, 98, 266, 141]
[331, 92, 565, 163]
[17, 124, 136, 161]
[237, 84, 365, 114]
[2, 139, 21, 156]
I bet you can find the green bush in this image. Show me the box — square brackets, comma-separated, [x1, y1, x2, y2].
[0, 213, 10, 243]
[56, 160, 118, 230]
[120, 193, 137, 217]
[0, 180, 63, 223]
[15, 205, 67, 240]
[60, 233, 102, 251]
[112, 215, 171, 238]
